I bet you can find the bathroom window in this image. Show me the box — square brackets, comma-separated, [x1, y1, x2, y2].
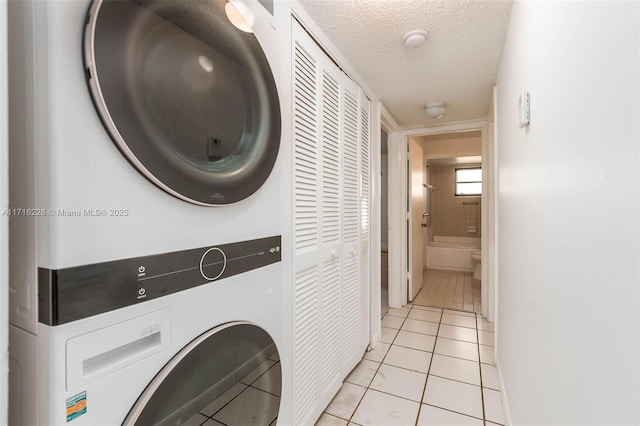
[455, 167, 482, 196]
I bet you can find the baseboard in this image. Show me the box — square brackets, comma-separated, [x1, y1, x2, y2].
[494, 355, 513, 426]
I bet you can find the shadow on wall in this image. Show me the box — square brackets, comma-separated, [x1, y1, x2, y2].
[380, 129, 388, 288]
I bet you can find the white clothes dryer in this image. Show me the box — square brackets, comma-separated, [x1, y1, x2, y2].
[8, 0, 288, 424]
[13, 241, 284, 425]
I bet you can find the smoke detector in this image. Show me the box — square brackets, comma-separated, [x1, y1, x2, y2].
[402, 30, 428, 48]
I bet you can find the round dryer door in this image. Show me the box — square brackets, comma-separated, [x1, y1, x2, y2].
[123, 322, 281, 425]
[84, 0, 281, 205]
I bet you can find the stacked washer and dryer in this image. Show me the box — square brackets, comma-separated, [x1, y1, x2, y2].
[8, 0, 288, 424]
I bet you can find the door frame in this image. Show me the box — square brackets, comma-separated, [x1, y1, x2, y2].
[378, 107, 404, 310]
[387, 119, 496, 321]
[369, 102, 401, 344]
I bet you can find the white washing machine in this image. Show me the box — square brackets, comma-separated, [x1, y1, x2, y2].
[8, 0, 288, 424]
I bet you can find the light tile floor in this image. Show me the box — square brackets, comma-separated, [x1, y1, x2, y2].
[317, 305, 505, 426]
[411, 269, 481, 313]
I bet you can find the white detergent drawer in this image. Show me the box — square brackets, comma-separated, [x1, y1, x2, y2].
[66, 308, 171, 391]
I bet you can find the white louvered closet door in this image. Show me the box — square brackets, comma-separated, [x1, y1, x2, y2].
[319, 67, 343, 399]
[292, 20, 371, 426]
[292, 37, 320, 426]
[340, 80, 362, 375]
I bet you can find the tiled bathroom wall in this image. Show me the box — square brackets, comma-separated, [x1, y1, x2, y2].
[430, 164, 481, 238]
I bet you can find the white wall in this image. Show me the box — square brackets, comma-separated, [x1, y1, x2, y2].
[495, 2, 639, 424]
[418, 132, 481, 160]
[379, 124, 390, 293]
[381, 130, 388, 247]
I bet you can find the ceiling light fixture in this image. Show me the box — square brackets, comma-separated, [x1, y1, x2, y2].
[425, 101, 445, 118]
[402, 29, 428, 48]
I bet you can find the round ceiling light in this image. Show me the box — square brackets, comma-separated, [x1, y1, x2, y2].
[402, 29, 428, 48]
[425, 101, 445, 118]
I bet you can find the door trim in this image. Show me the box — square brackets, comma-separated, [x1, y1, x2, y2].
[387, 119, 495, 321]
[383, 110, 405, 309]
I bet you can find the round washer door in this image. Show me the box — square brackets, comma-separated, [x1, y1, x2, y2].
[124, 322, 281, 425]
[85, 0, 281, 205]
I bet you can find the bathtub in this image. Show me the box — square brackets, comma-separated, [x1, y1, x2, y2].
[426, 236, 480, 272]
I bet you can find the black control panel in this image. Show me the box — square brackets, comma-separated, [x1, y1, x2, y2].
[38, 236, 281, 325]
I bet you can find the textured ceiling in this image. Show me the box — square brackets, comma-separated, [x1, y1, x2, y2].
[298, 0, 512, 128]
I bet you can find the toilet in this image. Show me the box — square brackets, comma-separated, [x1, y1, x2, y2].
[470, 250, 482, 280]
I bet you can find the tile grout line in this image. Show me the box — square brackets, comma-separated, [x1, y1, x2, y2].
[343, 385, 485, 422]
[421, 402, 485, 422]
[344, 384, 425, 406]
[344, 357, 382, 424]
[389, 306, 486, 425]
[422, 304, 477, 316]
[427, 373, 484, 388]
[198, 360, 281, 424]
[344, 307, 414, 425]
[246, 383, 281, 399]
[368, 353, 431, 374]
[368, 350, 496, 384]
[475, 312, 487, 426]
[428, 336, 482, 362]
[414, 305, 443, 426]
[337, 304, 487, 425]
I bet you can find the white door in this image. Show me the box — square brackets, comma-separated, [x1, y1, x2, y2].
[408, 140, 425, 301]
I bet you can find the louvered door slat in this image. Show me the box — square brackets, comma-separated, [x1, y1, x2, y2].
[341, 254, 360, 367]
[360, 100, 370, 234]
[340, 85, 361, 372]
[320, 258, 341, 393]
[342, 90, 360, 245]
[294, 267, 319, 425]
[294, 42, 319, 253]
[293, 39, 321, 426]
[322, 72, 341, 245]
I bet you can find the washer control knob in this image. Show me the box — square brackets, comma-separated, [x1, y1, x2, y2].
[199, 247, 227, 281]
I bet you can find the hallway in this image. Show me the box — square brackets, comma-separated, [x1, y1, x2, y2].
[412, 269, 481, 313]
[317, 305, 503, 425]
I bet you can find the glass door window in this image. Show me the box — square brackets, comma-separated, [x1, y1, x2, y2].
[85, 0, 281, 205]
[124, 322, 281, 425]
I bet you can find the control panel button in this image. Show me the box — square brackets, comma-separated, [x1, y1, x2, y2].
[199, 247, 227, 281]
